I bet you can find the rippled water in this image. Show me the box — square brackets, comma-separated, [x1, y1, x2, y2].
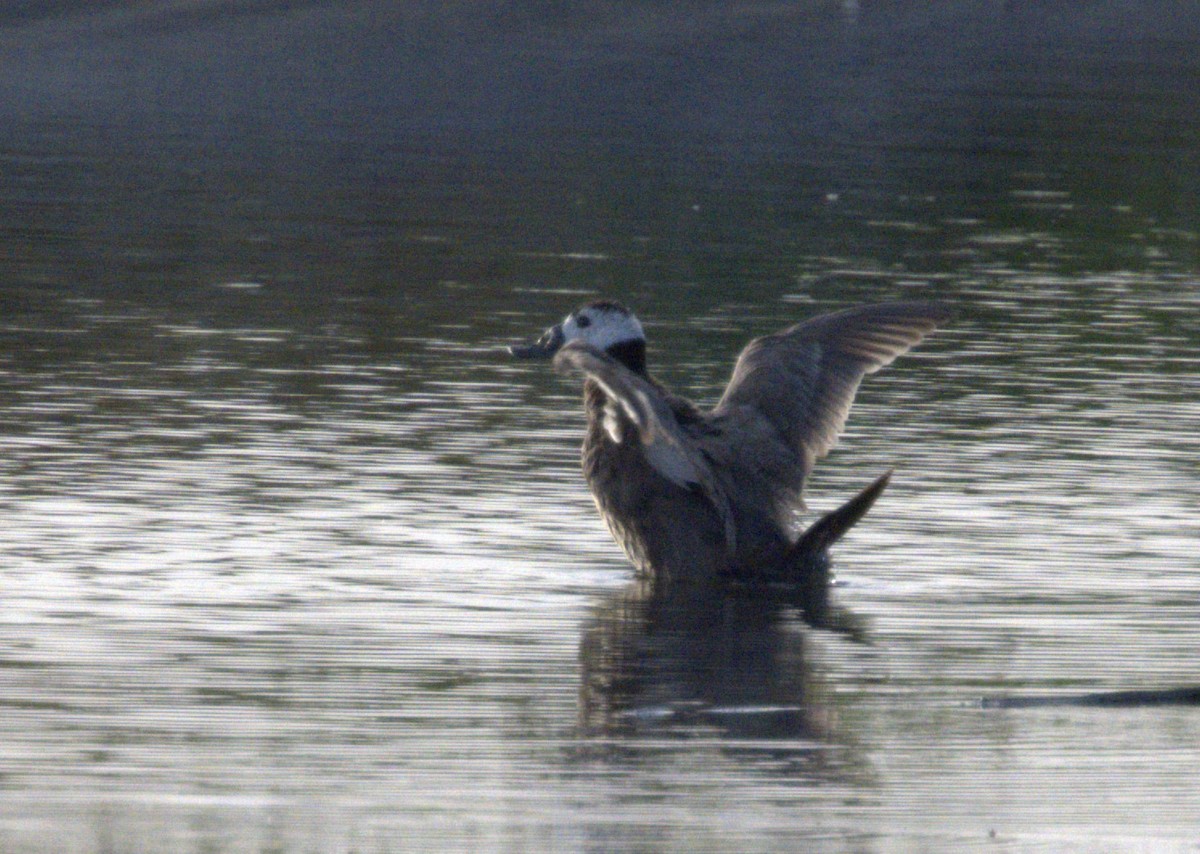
[3, 2, 1200, 852]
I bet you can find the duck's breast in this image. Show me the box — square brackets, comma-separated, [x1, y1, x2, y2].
[582, 426, 732, 580]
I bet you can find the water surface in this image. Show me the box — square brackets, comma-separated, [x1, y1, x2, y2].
[1, 2, 1199, 851]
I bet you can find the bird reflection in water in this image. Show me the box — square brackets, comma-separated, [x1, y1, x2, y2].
[578, 572, 867, 741]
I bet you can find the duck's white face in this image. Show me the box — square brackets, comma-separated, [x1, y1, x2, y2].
[560, 303, 645, 352]
[510, 301, 644, 360]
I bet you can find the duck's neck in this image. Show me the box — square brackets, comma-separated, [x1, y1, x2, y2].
[606, 339, 647, 377]
[584, 339, 652, 428]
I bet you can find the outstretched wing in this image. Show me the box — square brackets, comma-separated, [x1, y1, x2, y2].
[553, 341, 737, 551]
[713, 301, 951, 472]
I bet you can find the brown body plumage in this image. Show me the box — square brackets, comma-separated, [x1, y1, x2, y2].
[511, 301, 950, 585]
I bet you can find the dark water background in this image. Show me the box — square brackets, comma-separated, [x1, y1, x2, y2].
[1, 1, 1199, 851]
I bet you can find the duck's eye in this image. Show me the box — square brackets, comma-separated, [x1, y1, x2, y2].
[576, 315, 592, 328]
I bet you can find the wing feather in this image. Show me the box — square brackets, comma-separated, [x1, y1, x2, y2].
[713, 301, 951, 472]
[554, 341, 737, 552]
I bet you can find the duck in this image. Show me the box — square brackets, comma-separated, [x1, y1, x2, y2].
[510, 300, 950, 587]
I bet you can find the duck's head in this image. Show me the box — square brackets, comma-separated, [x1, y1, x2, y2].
[509, 300, 647, 374]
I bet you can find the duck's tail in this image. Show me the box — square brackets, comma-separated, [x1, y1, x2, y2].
[777, 469, 891, 635]
[790, 469, 892, 560]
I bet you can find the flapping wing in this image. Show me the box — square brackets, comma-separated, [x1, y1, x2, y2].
[553, 341, 737, 551]
[713, 301, 951, 469]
